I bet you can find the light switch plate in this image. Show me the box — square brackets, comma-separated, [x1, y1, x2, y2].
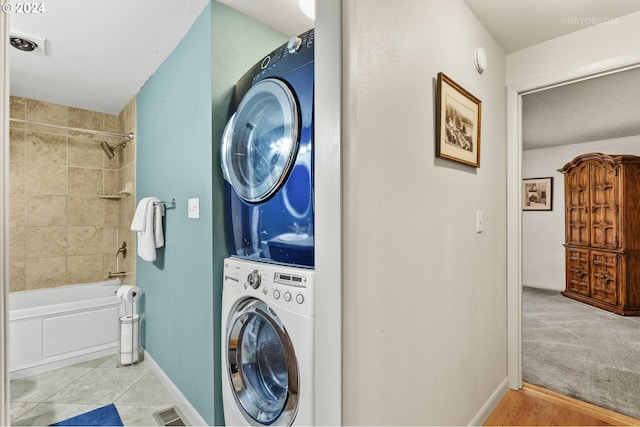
[188, 198, 200, 219]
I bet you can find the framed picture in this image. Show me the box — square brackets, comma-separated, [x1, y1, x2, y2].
[436, 72, 482, 167]
[522, 177, 553, 211]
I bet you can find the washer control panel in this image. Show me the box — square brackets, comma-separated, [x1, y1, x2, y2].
[225, 257, 314, 317]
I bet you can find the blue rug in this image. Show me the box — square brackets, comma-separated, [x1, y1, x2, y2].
[50, 404, 123, 426]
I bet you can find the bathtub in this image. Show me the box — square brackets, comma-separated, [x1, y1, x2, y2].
[9, 280, 131, 377]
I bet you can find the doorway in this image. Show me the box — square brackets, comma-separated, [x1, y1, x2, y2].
[507, 50, 640, 411]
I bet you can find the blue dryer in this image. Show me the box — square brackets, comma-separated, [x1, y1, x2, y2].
[221, 29, 314, 268]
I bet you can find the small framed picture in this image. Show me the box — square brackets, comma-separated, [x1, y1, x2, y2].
[436, 72, 482, 167]
[522, 177, 553, 211]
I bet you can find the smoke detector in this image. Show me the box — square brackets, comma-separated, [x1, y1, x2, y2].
[9, 32, 47, 55]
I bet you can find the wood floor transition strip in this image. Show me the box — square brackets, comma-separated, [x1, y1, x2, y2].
[484, 382, 640, 426]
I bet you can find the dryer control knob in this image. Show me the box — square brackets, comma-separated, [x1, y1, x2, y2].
[247, 270, 261, 289]
[287, 36, 302, 53]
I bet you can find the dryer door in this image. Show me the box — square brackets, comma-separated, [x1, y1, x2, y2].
[226, 298, 299, 426]
[221, 78, 299, 203]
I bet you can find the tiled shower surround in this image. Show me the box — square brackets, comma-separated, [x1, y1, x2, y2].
[9, 96, 136, 292]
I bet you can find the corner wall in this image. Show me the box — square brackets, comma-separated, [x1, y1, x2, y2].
[135, 3, 215, 424]
[342, 1, 508, 424]
[522, 136, 640, 290]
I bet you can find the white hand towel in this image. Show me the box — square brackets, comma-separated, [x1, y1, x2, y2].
[131, 197, 161, 262]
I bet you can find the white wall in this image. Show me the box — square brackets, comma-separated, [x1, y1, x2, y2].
[342, 1, 507, 424]
[523, 136, 640, 291]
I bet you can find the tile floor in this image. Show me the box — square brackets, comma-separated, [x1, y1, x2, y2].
[10, 354, 181, 426]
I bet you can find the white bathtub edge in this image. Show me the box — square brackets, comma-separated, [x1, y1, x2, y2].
[143, 349, 209, 427]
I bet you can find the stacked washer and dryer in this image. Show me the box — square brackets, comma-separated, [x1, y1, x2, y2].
[220, 29, 315, 426]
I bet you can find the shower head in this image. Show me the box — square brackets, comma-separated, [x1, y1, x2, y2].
[101, 141, 127, 160]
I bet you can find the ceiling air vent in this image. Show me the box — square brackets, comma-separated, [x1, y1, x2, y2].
[9, 32, 47, 55]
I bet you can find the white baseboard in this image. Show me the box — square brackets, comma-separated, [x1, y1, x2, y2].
[469, 377, 509, 426]
[143, 349, 209, 426]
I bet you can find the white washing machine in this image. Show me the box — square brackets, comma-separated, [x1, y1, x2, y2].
[221, 257, 314, 426]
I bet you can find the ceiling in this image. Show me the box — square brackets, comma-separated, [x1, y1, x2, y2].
[7, 0, 640, 148]
[217, 0, 313, 37]
[8, 0, 209, 114]
[522, 67, 640, 150]
[463, 0, 640, 54]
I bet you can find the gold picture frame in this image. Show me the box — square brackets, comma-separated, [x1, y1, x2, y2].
[436, 72, 482, 167]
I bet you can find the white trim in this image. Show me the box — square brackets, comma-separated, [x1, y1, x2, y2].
[1, 11, 10, 427]
[314, 0, 342, 425]
[506, 88, 522, 390]
[506, 49, 640, 393]
[143, 350, 208, 427]
[468, 378, 509, 426]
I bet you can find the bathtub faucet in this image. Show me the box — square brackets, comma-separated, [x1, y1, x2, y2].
[116, 242, 127, 259]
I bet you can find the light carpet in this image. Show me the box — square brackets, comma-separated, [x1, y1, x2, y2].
[523, 286, 640, 419]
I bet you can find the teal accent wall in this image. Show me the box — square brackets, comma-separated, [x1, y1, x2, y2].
[136, 3, 217, 425]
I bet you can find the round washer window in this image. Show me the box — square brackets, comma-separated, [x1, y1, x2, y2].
[221, 79, 299, 203]
[226, 299, 299, 425]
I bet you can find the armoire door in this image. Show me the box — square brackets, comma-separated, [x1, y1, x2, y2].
[566, 248, 590, 296]
[565, 162, 591, 246]
[590, 161, 619, 249]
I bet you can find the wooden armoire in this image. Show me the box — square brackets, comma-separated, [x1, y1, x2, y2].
[559, 152, 640, 315]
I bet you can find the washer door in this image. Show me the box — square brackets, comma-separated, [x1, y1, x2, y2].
[221, 78, 299, 203]
[226, 299, 299, 426]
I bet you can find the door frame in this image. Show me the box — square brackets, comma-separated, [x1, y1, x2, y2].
[506, 55, 640, 390]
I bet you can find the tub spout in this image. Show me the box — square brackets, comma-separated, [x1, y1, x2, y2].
[108, 271, 127, 279]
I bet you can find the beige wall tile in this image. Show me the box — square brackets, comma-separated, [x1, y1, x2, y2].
[67, 226, 103, 256]
[68, 132, 103, 169]
[26, 195, 66, 226]
[103, 227, 119, 254]
[67, 254, 104, 284]
[9, 161, 25, 194]
[25, 257, 66, 289]
[69, 107, 104, 131]
[10, 127, 26, 162]
[9, 226, 25, 259]
[26, 132, 67, 165]
[104, 169, 118, 195]
[103, 253, 118, 277]
[68, 167, 102, 196]
[67, 196, 103, 226]
[104, 200, 119, 227]
[10, 96, 26, 120]
[26, 163, 67, 195]
[26, 226, 67, 258]
[105, 114, 118, 133]
[9, 193, 25, 227]
[10, 259, 26, 292]
[26, 99, 67, 126]
[9, 96, 138, 292]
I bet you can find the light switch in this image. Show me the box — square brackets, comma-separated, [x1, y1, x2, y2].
[476, 211, 483, 233]
[188, 198, 200, 219]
